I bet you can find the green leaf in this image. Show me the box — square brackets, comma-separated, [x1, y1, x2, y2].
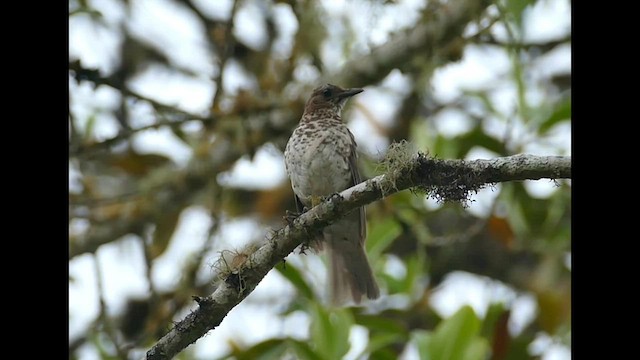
[464, 90, 500, 117]
[412, 330, 432, 360]
[149, 207, 184, 259]
[539, 98, 571, 134]
[503, 334, 536, 360]
[395, 207, 432, 245]
[367, 217, 401, 259]
[463, 338, 491, 360]
[355, 314, 407, 336]
[427, 306, 488, 360]
[369, 348, 403, 360]
[463, 128, 508, 156]
[366, 332, 406, 354]
[275, 262, 315, 300]
[88, 332, 120, 360]
[233, 339, 288, 360]
[502, 180, 571, 250]
[505, 0, 535, 28]
[543, 188, 571, 247]
[433, 135, 460, 159]
[288, 339, 325, 360]
[83, 114, 97, 142]
[410, 119, 437, 153]
[309, 303, 353, 360]
[383, 253, 426, 295]
[440, 127, 507, 159]
[481, 303, 508, 337]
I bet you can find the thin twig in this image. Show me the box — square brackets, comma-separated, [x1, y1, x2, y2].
[70, 116, 206, 157]
[210, 0, 241, 112]
[69, 60, 212, 156]
[94, 254, 129, 359]
[141, 234, 158, 298]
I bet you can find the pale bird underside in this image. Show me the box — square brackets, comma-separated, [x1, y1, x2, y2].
[284, 84, 380, 305]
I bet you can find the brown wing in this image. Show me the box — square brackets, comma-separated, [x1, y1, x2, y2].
[347, 130, 367, 245]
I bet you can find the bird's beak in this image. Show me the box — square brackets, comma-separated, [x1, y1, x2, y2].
[338, 88, 364, 99]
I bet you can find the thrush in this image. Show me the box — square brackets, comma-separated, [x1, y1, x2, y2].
[284, 84, 380, 305]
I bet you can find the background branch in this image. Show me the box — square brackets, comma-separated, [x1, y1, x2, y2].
[332, 0, 492, 86]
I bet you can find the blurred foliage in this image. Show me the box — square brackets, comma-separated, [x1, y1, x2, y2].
[69, 0, 570, 359]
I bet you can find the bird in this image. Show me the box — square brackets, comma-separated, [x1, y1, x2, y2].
[284, 83, 380, 305]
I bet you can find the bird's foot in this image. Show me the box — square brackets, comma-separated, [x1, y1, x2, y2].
[326, 193, 343, 202]
[299, 235, 322, 255]
[299, 241, 310, 255]
[283, 210, 301, 225]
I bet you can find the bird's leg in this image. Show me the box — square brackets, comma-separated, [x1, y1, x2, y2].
[310, 195, 323, 208]
[294, 195, 326, 254]
[283, 210, 316, 254]
[283, 210, 300, 225]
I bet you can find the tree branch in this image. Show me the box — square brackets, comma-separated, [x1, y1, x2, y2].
[144, 153, 571, 360]
[332, 0, 493, 87]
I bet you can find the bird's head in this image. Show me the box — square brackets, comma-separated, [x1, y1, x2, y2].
[303, 84, 363, 118]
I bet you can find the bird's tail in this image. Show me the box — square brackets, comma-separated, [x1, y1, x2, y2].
[327, 236, 380, 305]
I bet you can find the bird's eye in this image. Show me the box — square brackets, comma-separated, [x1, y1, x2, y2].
[322, 88, 332, 98]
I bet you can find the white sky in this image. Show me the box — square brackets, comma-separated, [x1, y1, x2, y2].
[69, 0, 571, 359]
